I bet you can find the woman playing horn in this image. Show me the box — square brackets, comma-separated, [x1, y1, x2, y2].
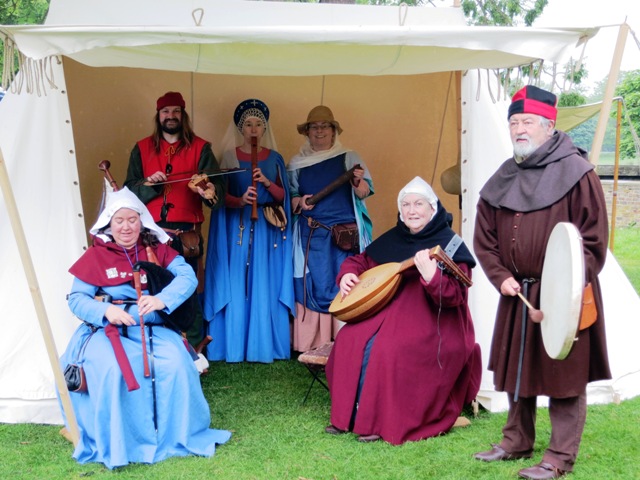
[325, 177, 481, 445]
[204, 98, 294, 363]
[287, 105, 374, 353]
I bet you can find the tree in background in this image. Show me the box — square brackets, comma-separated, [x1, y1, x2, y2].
[0, 0, 50, 84]
[614, 70, 640, 160]
[460, 0, 548, 26]
[563, 72, 640, 160]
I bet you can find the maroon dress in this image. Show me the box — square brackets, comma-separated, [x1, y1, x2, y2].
[326, 208, 481, 445]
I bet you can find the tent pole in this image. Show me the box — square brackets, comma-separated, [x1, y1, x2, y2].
[610, 98, 622, 251]
[590, 23, 629, 165]
[0, 147, 79, 446]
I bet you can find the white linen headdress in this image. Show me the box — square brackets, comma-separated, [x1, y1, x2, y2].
[90, 187, 170, 243]
[397, 176, 439, 221]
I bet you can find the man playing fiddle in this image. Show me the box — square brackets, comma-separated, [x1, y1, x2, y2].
[124, 91, 225, 348]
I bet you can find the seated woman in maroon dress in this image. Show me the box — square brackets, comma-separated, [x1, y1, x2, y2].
[325, 176, 481, 444]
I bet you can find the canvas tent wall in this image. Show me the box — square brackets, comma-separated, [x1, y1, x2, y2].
[1, 0, 638, 424]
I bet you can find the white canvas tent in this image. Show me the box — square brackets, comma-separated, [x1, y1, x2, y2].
[1, 0, 638, 425]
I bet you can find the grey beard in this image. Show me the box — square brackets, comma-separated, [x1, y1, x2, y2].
[513, 140, 539, 159]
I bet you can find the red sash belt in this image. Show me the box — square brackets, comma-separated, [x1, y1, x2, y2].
[104, 324, 141, 391]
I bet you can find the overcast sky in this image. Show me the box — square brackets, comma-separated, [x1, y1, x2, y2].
[535, 0, 640, 91]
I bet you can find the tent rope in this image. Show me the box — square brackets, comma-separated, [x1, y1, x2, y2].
[485, 69, 496, 104]
[494, 69, 501, 100]
[2, 35, 59, 96]
[430, 71, 454, 186]
[398, 3, 409, 26]
[630, 25, 640, 52]
[621, 97, 640, 158]
[1, 34, 16, 91]
[192, 8, 204, 26]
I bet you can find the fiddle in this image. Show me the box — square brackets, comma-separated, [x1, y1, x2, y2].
[187, 174, 217, 201]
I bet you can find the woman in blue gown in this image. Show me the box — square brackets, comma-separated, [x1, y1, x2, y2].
[287, 105, 374, 353]
[59, 187, 231, 469]
[204, 98, 294, 363]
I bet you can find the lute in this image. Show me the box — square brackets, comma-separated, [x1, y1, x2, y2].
[329, 245, 472, 323]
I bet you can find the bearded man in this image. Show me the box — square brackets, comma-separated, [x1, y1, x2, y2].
[124, 91, 225, 348]
[473, 85, 610, 479]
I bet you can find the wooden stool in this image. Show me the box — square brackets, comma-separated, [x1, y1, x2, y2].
[297, 341, 333, 404]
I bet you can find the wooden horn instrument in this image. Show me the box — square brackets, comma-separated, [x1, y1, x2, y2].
[250, 136, 259, 221]
[98, 160, 120, 191]
[307, 164, 361, 206]
[132, 264, 151, 378]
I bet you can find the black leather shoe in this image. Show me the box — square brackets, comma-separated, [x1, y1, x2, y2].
[357, 434, 381, 443]
[474, 444, 532, 462]
[518, 462, 567, 479]
[324, 424, 346, 435]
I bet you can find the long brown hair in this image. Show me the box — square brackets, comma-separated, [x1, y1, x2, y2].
[151, 108, 196, 153]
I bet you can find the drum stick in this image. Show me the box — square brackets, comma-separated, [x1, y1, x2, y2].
[517, 292, 535, 310]
[517, 292, 544, 322]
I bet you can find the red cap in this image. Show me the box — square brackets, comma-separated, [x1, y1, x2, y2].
[156, 91, 185, 111]
[508, 85, 557, 121]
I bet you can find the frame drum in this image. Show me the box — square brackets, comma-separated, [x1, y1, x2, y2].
[539, 222, 585, 360]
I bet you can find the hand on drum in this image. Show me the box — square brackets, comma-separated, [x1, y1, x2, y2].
[414, 249, 438, 283]
[339, 273, 360, 299]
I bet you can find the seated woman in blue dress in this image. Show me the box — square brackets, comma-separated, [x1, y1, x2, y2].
[59, 187, 231, 469]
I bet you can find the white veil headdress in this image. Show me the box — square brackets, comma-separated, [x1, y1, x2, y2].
[218, 99, 278, 170]
[90, 186, 170, 244]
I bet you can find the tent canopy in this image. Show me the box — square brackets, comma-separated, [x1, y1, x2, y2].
[557, 101, 611, 132]
[2, 0, 598, 79]
[1, 0, 638, 425]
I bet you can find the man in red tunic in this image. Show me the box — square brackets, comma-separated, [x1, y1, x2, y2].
[473, 85, 611, 479]
[124, 91, 225, 347]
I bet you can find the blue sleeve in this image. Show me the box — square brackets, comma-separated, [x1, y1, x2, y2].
[155, 255, 197, 314]
[67, 278, 110, 327]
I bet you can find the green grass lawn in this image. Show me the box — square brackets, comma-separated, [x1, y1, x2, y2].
[0, 360, 640, 480]
[597, 151, 640, 166]
[611, 226, 640, 292]
[1, 229, 638, 480]
[1, 361, 639, 480]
